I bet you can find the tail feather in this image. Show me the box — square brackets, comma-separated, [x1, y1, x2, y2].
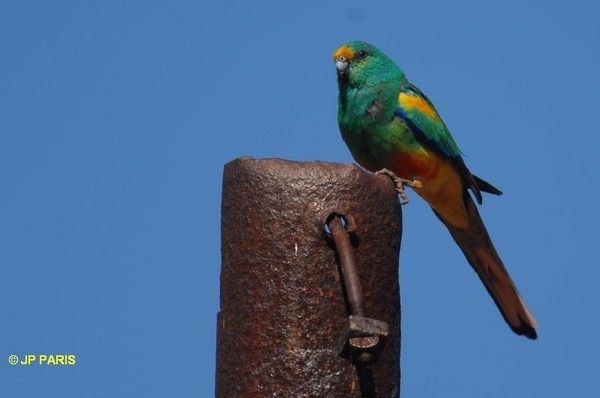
[473, 175, 503, 196]
[433, 191, 537, 339]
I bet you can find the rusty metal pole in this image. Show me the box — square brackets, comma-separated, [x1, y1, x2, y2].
[216, 157, 402, 397]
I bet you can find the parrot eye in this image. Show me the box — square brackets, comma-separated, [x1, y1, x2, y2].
[356, 50, 369, 60]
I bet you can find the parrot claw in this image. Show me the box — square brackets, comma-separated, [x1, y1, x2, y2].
[375, 168, 422, 205]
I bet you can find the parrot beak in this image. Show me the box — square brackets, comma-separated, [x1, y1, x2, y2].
[335, 56, 349, 81]
[333, 45, 354, 82]
[335, 56, 349, 73]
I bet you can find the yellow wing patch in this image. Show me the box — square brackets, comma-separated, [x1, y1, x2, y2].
[399, 92, 440, 121]
[332, 45, 355, 61]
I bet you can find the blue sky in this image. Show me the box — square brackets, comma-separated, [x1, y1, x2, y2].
[1, 0, 599, 396]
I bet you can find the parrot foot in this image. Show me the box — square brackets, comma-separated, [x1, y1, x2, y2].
[375, 168, 422, 205]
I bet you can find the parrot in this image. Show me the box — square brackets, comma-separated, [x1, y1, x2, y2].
[333, 41, 537, 339]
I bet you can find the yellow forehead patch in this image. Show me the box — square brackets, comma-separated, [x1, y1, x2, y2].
[333, 45, 355, 61]
[399, 92, 440, 120]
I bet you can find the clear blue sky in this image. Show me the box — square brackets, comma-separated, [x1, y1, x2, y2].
[1, 1, 598, 396]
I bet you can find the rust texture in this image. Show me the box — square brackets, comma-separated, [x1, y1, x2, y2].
[216, 157, 402, 397]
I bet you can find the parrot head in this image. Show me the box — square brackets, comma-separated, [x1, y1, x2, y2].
[332, 41, 403, 87]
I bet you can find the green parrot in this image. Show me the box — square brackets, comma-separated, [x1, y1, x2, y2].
[333, 41, 537, 339]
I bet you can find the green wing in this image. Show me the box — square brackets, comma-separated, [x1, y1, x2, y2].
[396, 82, 484, 203]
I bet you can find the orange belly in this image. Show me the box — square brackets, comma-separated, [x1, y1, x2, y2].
[392, 150, 470, 228]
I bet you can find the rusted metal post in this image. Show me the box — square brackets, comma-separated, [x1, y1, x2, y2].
[216, 157, 402, 397]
